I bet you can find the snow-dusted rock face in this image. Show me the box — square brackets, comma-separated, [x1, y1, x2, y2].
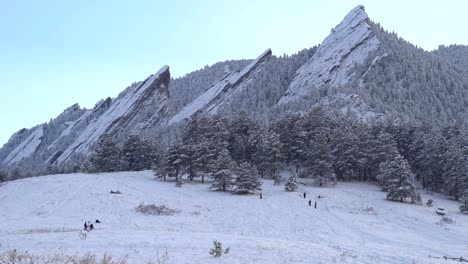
[4, 126, 44, 165]
[280, 5, 379, 103]
[169, 49, 271, 124]
[56, 66, 170, 165]
[1, 102, 86, 166]
[318, 93, 384, 123]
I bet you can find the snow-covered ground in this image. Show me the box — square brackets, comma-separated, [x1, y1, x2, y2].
[0, 171, 466, 263]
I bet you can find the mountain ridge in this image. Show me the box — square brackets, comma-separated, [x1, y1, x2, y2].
[1, 5, 467, 172]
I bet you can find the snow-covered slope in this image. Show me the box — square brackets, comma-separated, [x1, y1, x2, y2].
[56, 66, 170, 165]
[4, 126, 44, 165]
[280, 5, 379, 103]
[169, 49, 271, 125]
[0, 171, 466, 263]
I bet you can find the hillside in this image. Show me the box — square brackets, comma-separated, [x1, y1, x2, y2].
[0, 171, 467, 263]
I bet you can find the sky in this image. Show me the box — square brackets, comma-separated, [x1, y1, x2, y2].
[1, 0, 467, 147]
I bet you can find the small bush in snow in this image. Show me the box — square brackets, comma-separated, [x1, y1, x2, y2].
[209, 240, 230, 257]
[437, 216, 456, 226]
[135, 202, 181, 216]
[79, 230, 88, 239]
[285, 174, 298, 192]
[155, 250, 169, 264]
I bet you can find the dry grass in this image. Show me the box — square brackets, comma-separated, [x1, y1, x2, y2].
[0, 249, 130, 264]
[22, 227, 80, 234]
[135, 202, 181, 216]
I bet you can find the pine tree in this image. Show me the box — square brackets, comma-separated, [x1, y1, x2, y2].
[305, 129, 336, 186]
[377, 154, 419, 203]
[234, 162, 262, 194]
[330, 123, 360, 181]
[122, 135, 152, 171]
[228, 111, 258, 163]
[0, 169, 8, 182]
[443, 139, 467, 200]
[88, 134, 122, 173]
[373, 131, 400, 167]
[165, 142, 186, 184]
[285, 173, 298, 192]
[254, 129, 284, 178]
[210, 148, 235, 192]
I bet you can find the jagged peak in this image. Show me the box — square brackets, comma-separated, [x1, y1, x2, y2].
[168, 49, 271, 125]
[63, 103, 80, 113]
[279, 5, 378, 104]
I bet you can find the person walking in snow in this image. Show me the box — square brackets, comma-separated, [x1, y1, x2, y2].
[89, 223, 94, 230]
[260, 193, 263, 199]
[308, 200, 312, 206]
[314, 201, 317, 209]
[303, 192, 306, 199]
[84, 222, 88, 230]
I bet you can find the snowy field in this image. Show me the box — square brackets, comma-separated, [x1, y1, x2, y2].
[0, 171, 467, 263]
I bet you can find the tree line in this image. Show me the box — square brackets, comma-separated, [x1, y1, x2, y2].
[5, 108, 464, 203]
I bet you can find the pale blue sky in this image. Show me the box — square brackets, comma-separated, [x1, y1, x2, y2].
[1, 0, 467, 146]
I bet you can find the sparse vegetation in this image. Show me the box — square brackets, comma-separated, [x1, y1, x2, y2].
[437, 216, 456, 226]
[135, 202, 181, 216]
[209, 240, 230, 257]
[0, 249, 129, 264]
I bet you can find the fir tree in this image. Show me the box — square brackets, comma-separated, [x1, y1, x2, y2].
[234, 162, 262, 194]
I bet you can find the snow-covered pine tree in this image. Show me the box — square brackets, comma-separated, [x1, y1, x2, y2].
[372, 131, 400, 173]
[210, 148, 235, 192]
[443, 139, 467, 200]
[306, 129, 336, 186]
[228, 111, 258, 164]
[377, 154, 419, 203]
[165, 142, 186, 185]
[122, 135, 152, 171]
[0, 169, 7, 182]
[330, 122, 360, 181]
[88, 134, 122, 173]
[234, 162, 262, 194]
[285, 173, 298, 192]
[254, 128, 284, 178]
[273, 112, 302, 167]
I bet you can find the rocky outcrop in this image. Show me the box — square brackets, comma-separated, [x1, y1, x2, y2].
[4, 126, 44, 165]
[280, 5, 379, 103]
[168, 49, 272, 124]
[56, 66, 170, 165]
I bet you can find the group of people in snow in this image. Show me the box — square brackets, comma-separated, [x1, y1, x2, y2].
[259, 191, 322, 209]
[84, 219, 100, 231]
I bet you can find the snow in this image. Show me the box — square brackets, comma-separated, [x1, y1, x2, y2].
[359, 53, 389, 86]
[280, 5, 379, 104]
[0, 171, 466, 263]
[169, 49, 271, 125]
[4, 126, 44, 165]
[57, 66, 169, 164]
[319, 93, 384, 123]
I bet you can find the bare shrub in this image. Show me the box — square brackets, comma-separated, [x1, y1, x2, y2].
[23, 227, 80, 234]
[0, 249, 129, 264]
[437, 216, 456, 226]
[135, 202, 181, 216]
